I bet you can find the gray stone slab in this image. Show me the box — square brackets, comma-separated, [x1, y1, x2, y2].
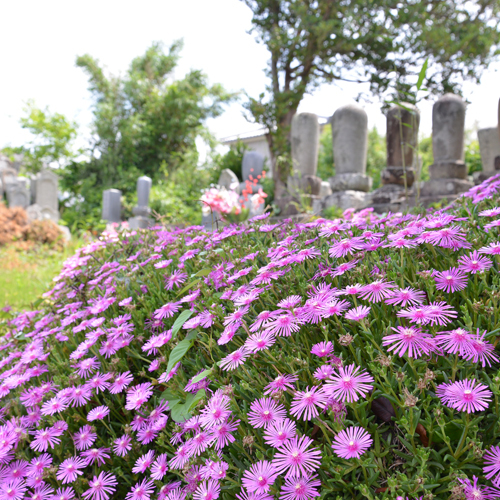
[420, 178, 471, 197]
[7, 184, 30, 208]
[322, 190, 368, 211]
[478, 127, 500, 174]
[331, 104, 367, 175]
[102, 189, 122, 223]
[133, 176, 152, 217]
[242, 151, 264, 181]
[381, 167, 415, 187]
[218, 169, 240, 192]
[432, 94, 465, 163]
[386, 103, 420, 171]
[329, 173, 372, 192]
[36, 169, 58, 212]
[291, 113, 319, 176]
[428, 161, 467, 180]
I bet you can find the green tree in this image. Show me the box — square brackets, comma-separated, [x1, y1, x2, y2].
[241, 0, 500, 198]
[60, 41, 233, 229]
[4, 100, 78, 174]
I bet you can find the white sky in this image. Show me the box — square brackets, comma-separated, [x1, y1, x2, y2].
[1, 0, 499, 154]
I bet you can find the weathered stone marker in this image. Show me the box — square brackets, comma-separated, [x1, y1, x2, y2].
[102, 189, 122, 223]
[382, 103, 420, 187]
[35, 169, 59, 221]
[129, 176, 153, 229]
[421, 94, 471, 198]
[291, 113, 320, 177]
[478, 127, 500, 178]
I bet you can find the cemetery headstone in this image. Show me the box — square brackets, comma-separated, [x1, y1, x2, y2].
[36, 169, 59, 221]
[219, 169, 240, 193]
[382, 103, 420, 187]
[241, 151, 264, 194]
[7, 184, 30, 209]
[129, 176, 154, 229]
[102, 189, 122, 224]
[421, 94, 471, 198]
[291, 113, 319, 176]
[477, 127, 500, 182]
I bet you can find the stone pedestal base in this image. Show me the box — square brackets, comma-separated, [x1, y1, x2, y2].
[381, 167, 415, 187]
[329, 173, 372, 192]
[316, 190, 368, 213]
[420, 178, 472, 197]
[365, 185, 411, 213]
[128, 216, 153, 229]
[428, 161, 467, 179]
[276, 194, 321, 216]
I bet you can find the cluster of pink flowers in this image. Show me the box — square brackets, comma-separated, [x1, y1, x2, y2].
[1, 174, 500, 498]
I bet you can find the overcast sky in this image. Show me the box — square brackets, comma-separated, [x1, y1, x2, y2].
[1, 0, 499, 153]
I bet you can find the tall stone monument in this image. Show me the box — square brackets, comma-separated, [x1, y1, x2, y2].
[102, 189, 122, 224]
[313, 104, 371, 213]
[382, 104, 420, 187]
[421, 94, 471, 199]
[129, 176, 154, 229]
[290, 113, 320, 177]
[477, 127, 500, 182]
[35, 169, 59, 222]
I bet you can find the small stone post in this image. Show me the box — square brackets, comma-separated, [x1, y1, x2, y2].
[477, 127, 500, 182]
[129, 176, 153, 229]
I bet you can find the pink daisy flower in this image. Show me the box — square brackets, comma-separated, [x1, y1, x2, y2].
[272, 435, 322, 477]
[248, 398, 287, 428]
[332, 426, 373, 459]
[187, 431, 213, 456]
[313, 364, 334, 381]
[82, 472, 117, 500]
[463, 330, 499, 367]
[425, 301, 457, 326]
[126, 383, 153, 410]
[331, 259, 358, 277]
[344, 306, 371, 322]
[280, 474, 321, 500]
[457, 476, 493, 500]
[242, 461, 278, 495]
[244, 331, 276, 352]
[437, 379, 492, 413]
[435, 328, 474, 357]
[325, 364, 374, 403]
[264, 373, 298, 395]
[433, 267, 468, 293]
[169, 445, 191, 470]
[113, 435, 132, 457]
[56, 457, 86, 484]
[329, 237, 364, 258]
[397, 306, 433, 325]
[150, 454, 169, 481]
[199, 391, 231, 429]
[458, 250, 493, 274]
[210, 418, 240, 450]
[263, 418, 296, 448]
[220, 347, 249, 371]
[80, 447, 111, 466]
[289, 387, 327, 421]
[87, 406, 110, 422]
[382, 326, 436, 358]
[0, 479, 27, 500]
[479, 207, 500, 216]
[53, 487, 76, 500]
[132, 451, 156, 474]
[321, 299, 350, 318]
[264, 313, 302, 337]
[384, 287, 426, 307]
[125, 479, 155, 500]
[193, 481, 220, 500]
[310, 342, 333, 358]
[483, 446, 500, 487]
[30, 427, 61, 452]
[479, 242, 500, 255]
[358, 280, 395, 302]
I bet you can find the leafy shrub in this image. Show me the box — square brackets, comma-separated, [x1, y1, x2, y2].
[2, 176, 500, 499]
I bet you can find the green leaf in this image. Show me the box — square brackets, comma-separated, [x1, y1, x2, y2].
[170, 389, 206, 423]
[416, 58, 429, 91]
[166, 330, 198, 373]
[191, 367, 213, 384]
[176, 279, 201, 298]
[191, 268, 212, 278]
[171, 310, 194, 337]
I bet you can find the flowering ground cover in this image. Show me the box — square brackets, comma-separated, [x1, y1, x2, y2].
[2, 176, 500, 499]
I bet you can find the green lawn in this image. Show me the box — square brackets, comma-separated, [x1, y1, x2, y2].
[0, 241, 81, 310]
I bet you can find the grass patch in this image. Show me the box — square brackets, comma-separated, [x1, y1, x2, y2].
[0, 240, 82, 310]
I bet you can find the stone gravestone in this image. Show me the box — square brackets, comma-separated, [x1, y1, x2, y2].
[219, 169, 240, 193]
[477, 127, 500, 182]
[241, 151, 264, 194]
[316, 104, 371, 213]
[129, 176, 154, 229]
[382, 104, 420, 187]
[329, 104, 371, 192]
[36, 169, 59, 221]
[7, 184, 30, 209]
[102, 189, 122, 224]
[421, 94, 471, 199]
